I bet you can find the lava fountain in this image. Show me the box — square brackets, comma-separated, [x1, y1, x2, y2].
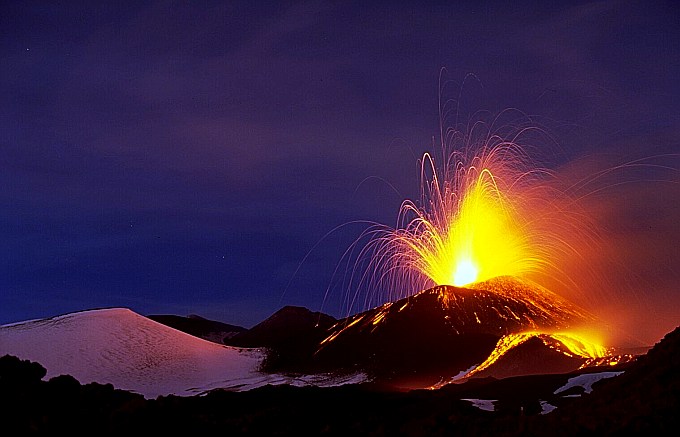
[346, 122, 596, 310]
[394, 143, 553, 288]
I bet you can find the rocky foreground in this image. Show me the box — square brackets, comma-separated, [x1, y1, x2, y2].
[1, 325, 678, 435]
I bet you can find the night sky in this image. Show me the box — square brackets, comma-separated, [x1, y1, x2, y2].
[2, 1, 679, 343]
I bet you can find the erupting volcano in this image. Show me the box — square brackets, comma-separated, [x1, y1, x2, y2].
[318, 123, 626, 386]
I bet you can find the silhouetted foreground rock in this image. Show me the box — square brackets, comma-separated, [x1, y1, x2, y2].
[1, 325, 678, 435]
[0, 355, 144, 434]
[532, 325, 680, 435]
[0, 354, 500, 435]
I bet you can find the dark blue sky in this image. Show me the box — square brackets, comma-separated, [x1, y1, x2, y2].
[1, 1, 679, 341]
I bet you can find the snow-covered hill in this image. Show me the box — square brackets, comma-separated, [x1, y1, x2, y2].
[0, 308, 366, 398]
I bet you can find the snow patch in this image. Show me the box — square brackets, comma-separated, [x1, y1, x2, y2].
[462, 398, 496, 412]
[554, 371, 624, 395]
[428, 364, 478, 389]
[539, 400, 557, 414]
[195, 371, 370, 394]
[452, 364, 478, 381]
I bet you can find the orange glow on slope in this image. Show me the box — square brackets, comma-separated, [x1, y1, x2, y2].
[465, 331, 609, 378]
[549, 332, 608, 359]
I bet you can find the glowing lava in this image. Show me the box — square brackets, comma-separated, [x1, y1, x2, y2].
[466, 331, 609, 379]
[453, 259, 477, 286]
[410, 158, 537, 288]
[352, 134, 587, 305]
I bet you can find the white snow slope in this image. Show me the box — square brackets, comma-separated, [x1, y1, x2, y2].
[0, 308, 367, 398]
[554, 371, 624, 395]
[462, 398, 497, 412]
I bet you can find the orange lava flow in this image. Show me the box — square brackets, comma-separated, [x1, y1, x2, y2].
[465, 331, 609, 378]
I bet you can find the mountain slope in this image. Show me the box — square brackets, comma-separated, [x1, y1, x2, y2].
[227, 306, 336, 347]
[0, 308, 263, 398]
[535, 325, 680, 434]
[310, 277, 597, 386]
[225, 306, 337, 372]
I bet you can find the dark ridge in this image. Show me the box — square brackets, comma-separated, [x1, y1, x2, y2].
[147, 314, 246, 344]
[226, 306, 337, 348]
[533, 325, 680, 434]
[222, 279, 604, 384]
[224, 306, 337, 372]
[305, 278, 593, 385]
[214, 278, 639, 389]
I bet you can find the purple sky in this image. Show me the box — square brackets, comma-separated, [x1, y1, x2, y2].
[1, 1, 678, 343]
